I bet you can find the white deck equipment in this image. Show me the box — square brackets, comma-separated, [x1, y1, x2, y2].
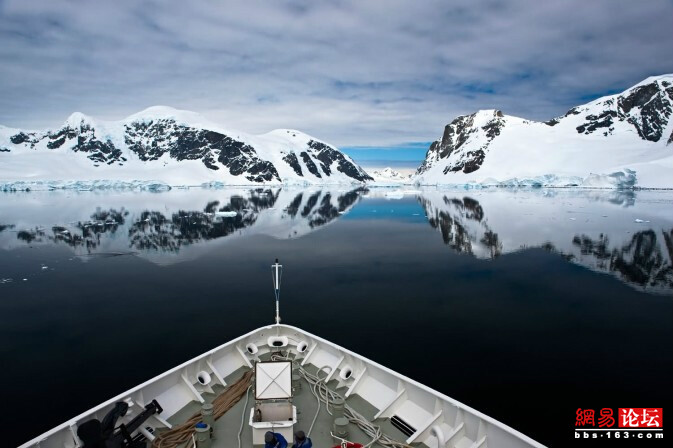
[249, 361, 296, 444]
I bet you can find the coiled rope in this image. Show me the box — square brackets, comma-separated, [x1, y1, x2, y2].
[152, 369, 253, 448]
[271, 353, 411, 448]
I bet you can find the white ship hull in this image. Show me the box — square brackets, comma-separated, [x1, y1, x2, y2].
[21, 324, 544, 448]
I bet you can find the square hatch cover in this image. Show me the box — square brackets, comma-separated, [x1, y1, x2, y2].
[255, 361, 292, 400]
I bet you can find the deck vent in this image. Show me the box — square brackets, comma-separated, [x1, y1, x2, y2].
[390, 415, 416, 438]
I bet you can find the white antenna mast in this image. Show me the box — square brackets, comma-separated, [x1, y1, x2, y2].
[271, 258, 283, 324]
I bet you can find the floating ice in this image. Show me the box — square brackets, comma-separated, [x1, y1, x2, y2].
[214, 211, 237, 218]
[0, 180, 173, 192]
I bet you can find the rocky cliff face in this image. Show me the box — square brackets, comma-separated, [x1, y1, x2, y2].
[417, 110, 505, 175]
[415, 75, 673, 188]
[0, 107, 372, 185]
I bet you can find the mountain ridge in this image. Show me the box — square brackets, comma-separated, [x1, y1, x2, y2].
[0, 106, 372, 186]
[415, 74, 673, 188]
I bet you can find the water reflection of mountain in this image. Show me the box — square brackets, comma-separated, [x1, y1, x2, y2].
[13, 209, 128, 250]
[571, 230, 673, 291]
[420, 196, 502, 258]
[418, 191, 673, 294]
[1, 188, 366, 259]
[128, 189, 280, 251]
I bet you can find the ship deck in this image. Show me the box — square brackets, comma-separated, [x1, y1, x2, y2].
[19, 324, 543, 448]
[158, 361, 417, 447]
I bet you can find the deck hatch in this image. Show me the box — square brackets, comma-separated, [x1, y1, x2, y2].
[255, 361, 292, 400]
[390, 415, 416, 437]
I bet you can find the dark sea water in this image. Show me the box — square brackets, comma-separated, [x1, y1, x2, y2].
[1, 187, 671, 447]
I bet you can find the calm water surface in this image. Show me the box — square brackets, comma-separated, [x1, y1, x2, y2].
[1, 187, 671, 447]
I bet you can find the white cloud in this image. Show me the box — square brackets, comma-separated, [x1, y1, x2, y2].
[0, 0, 671, 146]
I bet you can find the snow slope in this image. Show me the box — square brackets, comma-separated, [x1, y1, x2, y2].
[367, 167, 414, 186]
[415, 75, 673, 188]
[0, 106, 372, 188]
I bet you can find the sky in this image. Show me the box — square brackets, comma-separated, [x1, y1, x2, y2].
[1, 0, 672, 163]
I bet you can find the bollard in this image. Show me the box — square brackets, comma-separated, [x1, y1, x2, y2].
[331, 397, 345, 420]
[333, 416, 349, 438]
[201, 403, 214, 426]
[201, 403, 214, 439]
[195, 422, 211, 448]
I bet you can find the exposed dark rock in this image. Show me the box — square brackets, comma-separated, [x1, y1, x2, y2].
[416, 141, 441, 174]
[307, 140, 372, 181]
[126, 119, 284, 181]
[564, 107, 581, 117]
[443, 149, 485, 174]
[576, 110, 617, 135]
[74, 124, 123, 165]
[300, 151, 321, 178]
[482, 116, 504, 140]
[625, 85, 673, 142]
[47, 127, 77, 149]
[10, 132, 31, 145]
[439, 114, 475, 159]
[127, 120, 220, 166]
[545, 118, 560, 126]
[4, 112, 369, 184]
[618, 83, 661, 114]
[10, 132, 41, 147]
[419, 111, 504, 175]
[282, 152, 303, 176]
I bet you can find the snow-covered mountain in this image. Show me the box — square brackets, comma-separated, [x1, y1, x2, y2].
[368, 167, 413, 184]
[415, 75, 673, 188]
[0, 106, 372, 187]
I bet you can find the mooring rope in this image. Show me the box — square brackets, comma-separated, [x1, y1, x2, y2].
[270, 353, 412, 448]
[151, 369, 254, 448]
